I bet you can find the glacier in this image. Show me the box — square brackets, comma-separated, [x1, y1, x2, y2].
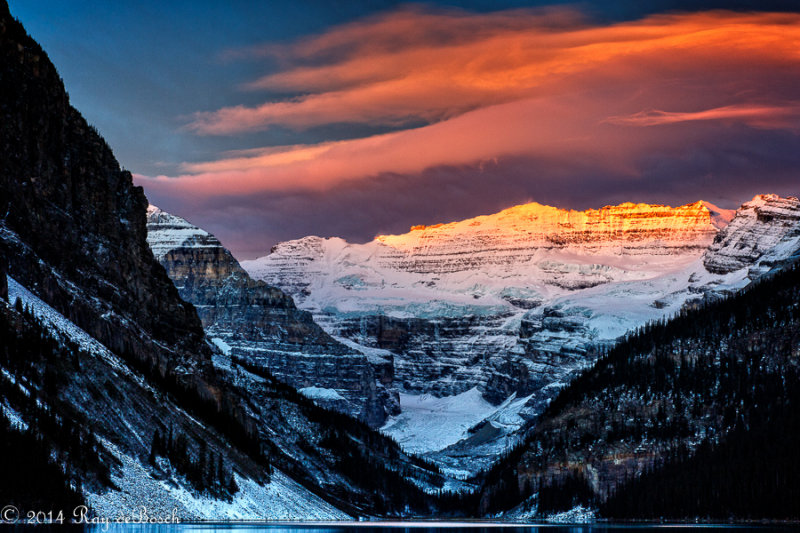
[242, 195, 800, 472]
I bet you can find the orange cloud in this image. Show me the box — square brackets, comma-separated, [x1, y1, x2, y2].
[142, 94, 638, 197]
[187, 9, 800, 134]
[139, 8, 800, 199]
[606, 104, 800, 129]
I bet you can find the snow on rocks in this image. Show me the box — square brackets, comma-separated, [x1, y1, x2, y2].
[243, 197, 800, 471]
[545, 505, 597, 524]
[242, 199, 729, 399]
[88, 440, 350, 521]
[381, 388, 500, 455]
[0, 402, 28, 431]
[299, 386, 347, 402]
[6, 276, 154, 393]
[146, 205, 218, 260]
[703, 194, 800, 275]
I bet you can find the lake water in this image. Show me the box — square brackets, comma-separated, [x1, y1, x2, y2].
[11, 523, 800, 533]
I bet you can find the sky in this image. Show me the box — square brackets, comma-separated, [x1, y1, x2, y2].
[9, 0, 800, 259]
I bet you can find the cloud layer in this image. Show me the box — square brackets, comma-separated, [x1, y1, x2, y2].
[137, 7, 800, 258]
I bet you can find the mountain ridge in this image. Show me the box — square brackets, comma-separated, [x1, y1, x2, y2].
[242, 193, 799, 474]
[146, 205, 399, 426]
[375, 199, 734, 246]
[478, 258, 800, 520]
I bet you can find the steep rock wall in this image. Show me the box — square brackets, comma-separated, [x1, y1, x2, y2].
[703, 194, 800, 276]
[147, 207, 397, 425]
[0, 5, 210, 385]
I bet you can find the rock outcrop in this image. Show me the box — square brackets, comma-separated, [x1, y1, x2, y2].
[146, 206, 397, 426]
[703, 194, 800, 276]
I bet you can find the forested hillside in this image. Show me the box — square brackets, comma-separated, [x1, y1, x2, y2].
[478, 259, 800, 520]
[0, 300, 108, 511]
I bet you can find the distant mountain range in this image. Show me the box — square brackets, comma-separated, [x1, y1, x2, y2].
[237, 194, 800, 473]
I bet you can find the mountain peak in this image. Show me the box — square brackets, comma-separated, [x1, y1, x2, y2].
[375, 199, 722, 255]
[746, 193, 800, 207]
[145, 205, 217, 260]
[704, 194, 800, 275]
[699, 200, 736, 230]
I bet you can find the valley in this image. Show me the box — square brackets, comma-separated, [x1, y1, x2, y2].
[2, 0, 800, 522]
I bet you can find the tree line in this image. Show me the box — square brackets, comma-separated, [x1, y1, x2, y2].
[477, 261, 800, 519]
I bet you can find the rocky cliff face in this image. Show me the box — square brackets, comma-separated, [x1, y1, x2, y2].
[0, 2, 210, 386]
[244, 197, 800, 472]
[376, 201, 724, 276]
[703, 194, 800, 276]
[146, 206, 397, 425]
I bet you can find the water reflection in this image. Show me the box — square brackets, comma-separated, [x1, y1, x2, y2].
[9, 523, 800, 533]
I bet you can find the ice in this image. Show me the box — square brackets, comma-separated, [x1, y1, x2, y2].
[299, 386, 346, 402]
[382, 388, 505, 454]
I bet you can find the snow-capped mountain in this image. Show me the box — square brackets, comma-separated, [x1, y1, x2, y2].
[146, 206, 399, 425]
[243, 201, 732, 400]
[704, 194, 800, 276]
[243, 195, 800, 472]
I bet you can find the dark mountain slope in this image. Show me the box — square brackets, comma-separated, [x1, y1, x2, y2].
[0, 2, 441, 517]
[0, 276, 444, 516]
[0, 0, 209, 392]
[477, 257, 800, 519]
[0, 302, 90, 513]
[601, 381, 800, 520]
